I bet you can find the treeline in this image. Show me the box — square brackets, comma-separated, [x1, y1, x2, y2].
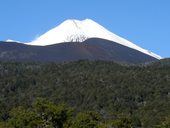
[0, 98, 140, 128]
[0, 59, 170, 127]
[0, 98, 170, 128]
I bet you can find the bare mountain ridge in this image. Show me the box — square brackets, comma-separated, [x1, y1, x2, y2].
[0, 38, 158, 64]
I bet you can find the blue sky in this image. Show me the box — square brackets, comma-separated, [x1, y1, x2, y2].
[0, 0, 169, 58]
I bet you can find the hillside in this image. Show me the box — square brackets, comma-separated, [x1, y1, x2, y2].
[0, 39, 158, 64]
[0, 59, 170, 127]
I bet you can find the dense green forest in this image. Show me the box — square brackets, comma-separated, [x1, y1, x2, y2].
[0, 59, 170, 127]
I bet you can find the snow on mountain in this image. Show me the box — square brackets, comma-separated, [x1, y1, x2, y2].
[26, 19, 162, 59]
[5, 39, 20, 42]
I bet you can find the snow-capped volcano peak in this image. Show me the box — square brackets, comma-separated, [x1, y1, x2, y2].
[26, 19, 161, 59]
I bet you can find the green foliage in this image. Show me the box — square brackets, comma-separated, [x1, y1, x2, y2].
[33, 98, 73, 128]
[157, 116, 170, 128]
[3, 99, 138, 128]
[0, 59, 170, 127]
[5, 98, 73, 128]
[8, 106, 44, 128]
[0, 121, 7, 128]
[69, 111, 101, 128]
[110, 116, 133, 128]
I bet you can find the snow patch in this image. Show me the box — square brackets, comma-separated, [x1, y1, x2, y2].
[5, 39, 20, 42]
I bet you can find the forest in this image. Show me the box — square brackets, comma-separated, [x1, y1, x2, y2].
[0, 59, 170, 127]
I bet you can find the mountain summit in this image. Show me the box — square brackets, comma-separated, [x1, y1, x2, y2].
[0, 19, 162, 64]
[27, 19, 161, 59]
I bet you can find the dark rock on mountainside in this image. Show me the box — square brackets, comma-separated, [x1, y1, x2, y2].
[0, 38, 158, 64]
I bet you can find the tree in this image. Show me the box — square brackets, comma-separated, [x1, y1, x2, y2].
[6, 98, 73, 128]
[33, 98, 73, 128]
[109, 115, 133, 128]
[8, 106, 45, 128]
[70, 111, 101, 128]
[157, 116, 170, 128]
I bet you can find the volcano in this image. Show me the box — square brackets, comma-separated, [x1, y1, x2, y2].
[0, 19, 161, 64]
